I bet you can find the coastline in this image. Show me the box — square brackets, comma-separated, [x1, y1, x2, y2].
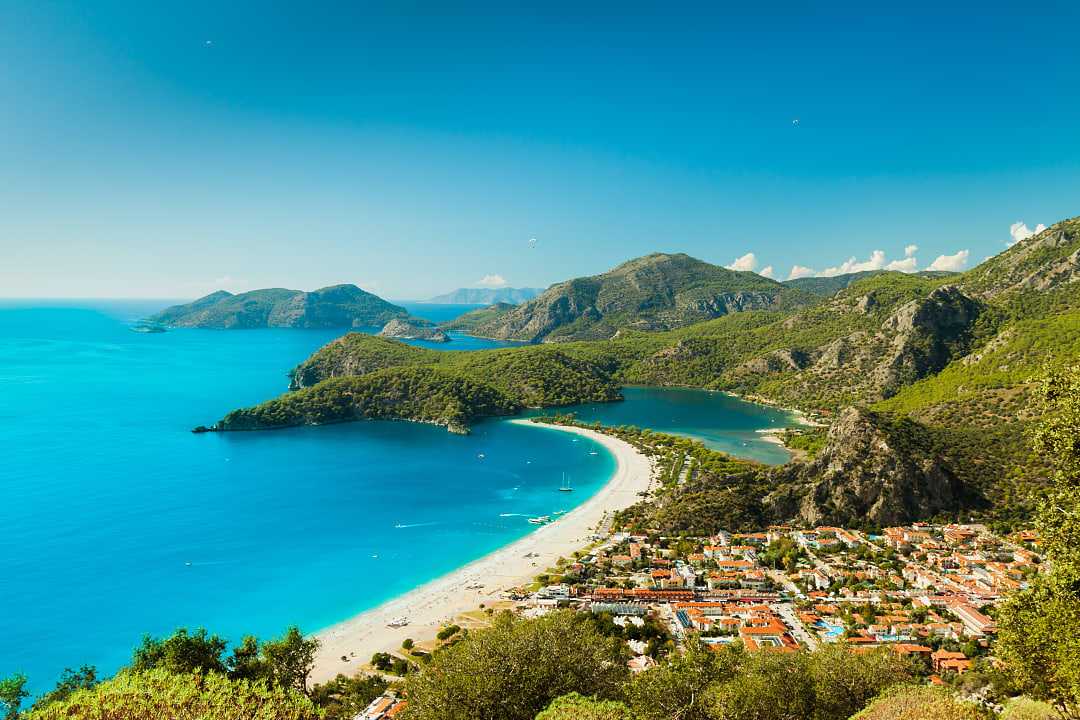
[309, 418, 655, 684]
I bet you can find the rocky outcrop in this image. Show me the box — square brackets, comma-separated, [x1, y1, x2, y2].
[873, 286, 982, 396]
[377, 318, 450, 343]
[767, 407, 963, 526]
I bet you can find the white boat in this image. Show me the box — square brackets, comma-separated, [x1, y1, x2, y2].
[559, 473, 573, 492]
[387, 616, 409, 628]
[528, 515, 551, 525]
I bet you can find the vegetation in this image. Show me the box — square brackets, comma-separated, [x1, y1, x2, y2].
[997, 364, 1080, 719]
[534, 693, 634, 720]
[222, 340, 621, 433]
[22, 668, 319, 720]
[402, 611, 628, 720]
[467, 252, 815, 342]
[850, 685, 988, 720]
[150, 284, 408, 329]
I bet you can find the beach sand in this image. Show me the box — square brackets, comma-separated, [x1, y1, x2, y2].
[309, 419, 654, 684]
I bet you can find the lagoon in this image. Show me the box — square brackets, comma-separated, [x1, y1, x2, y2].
[0, 301, 790, 690]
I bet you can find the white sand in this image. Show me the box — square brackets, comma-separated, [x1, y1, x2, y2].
[310, 419, 654, 683]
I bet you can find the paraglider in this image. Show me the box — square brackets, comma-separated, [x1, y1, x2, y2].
[528, 237, 537, 248]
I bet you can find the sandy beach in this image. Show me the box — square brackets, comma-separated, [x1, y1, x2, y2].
[310, 419, 654, 684]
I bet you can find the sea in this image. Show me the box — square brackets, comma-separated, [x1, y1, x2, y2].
[0, 300, 792, 691]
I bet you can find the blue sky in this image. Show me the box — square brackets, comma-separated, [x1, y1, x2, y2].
[2, 1, 1079, 299]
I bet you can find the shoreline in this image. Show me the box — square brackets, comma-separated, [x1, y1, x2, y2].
[309, 418, 654, 684]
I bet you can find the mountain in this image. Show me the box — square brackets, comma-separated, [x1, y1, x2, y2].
[467, 253, 814, 342]
[149, 284, 408, 329]
[441, 302, 516, 333]
[425, 287, 544, 304]
[214, 334, 621, 434]
[213, 215, 1080, 526]
[783, 270, 959, 297]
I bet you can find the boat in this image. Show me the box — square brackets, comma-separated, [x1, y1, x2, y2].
[528, 515, 551, 525]
[559, 473, 573, 492]
[387, 616, 409, 628]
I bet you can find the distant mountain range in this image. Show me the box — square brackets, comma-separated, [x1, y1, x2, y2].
[149, 284, 407, 329]
[783, 269, 959, 296]
[464, 252, 814, 342]
[424, 287, 544, 305]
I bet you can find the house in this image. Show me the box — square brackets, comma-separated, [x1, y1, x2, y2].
[931, 649, 970, 674]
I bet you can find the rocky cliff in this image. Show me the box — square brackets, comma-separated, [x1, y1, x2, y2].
[767, 408, 964, 526]
[377, 318, 450, 342]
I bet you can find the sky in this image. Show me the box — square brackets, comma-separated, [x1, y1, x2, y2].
[2, 1, 1079, 299]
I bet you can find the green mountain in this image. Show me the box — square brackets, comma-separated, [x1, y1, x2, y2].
[441, 302, 517, 333]
[149, 284, 408, 329]
[466, 253, 814, 342]
[783, 270, 959, 297]
[213, 215, 1080, 527]
[425, 287, 544, 304]
[217, 334, 621, 434]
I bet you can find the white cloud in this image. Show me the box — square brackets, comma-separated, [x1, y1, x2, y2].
[885, 257, 918, 272]
[1008, 221, 1046, 246]
[725, 252, 758, 272]
[818, 250, 887, 277]
[787, 265, 816, 280]
[904, 244, 918, 258]
[759, 265, 775, 279]
[927, 249, 970, 272]
[476, 274, 508, 288]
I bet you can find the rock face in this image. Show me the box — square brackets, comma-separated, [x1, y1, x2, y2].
[767, 407, 963, 526]
[377, 318, 450, 342]
[469, 253, 810, 342]
[873, 285, 983, 396]
[149, 284, 408, 329]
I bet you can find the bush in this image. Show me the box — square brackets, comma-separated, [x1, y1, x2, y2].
[25, 668, 319, 720]
[404, 610, 627, 720]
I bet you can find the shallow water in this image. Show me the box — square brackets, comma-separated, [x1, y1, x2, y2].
[0, 300, 790, 690]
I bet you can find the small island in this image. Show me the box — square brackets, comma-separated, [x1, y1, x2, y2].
[377, 318, 450, 343]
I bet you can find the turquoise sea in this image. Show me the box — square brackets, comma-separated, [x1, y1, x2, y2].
[0, 301, 791, 691]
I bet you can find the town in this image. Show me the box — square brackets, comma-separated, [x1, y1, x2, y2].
[357, 521, 1040, 719]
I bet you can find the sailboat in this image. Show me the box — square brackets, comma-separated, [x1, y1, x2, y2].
[559, 472, 573, 492]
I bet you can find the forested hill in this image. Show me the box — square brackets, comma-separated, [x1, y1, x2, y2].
[215, 215, 1080, 527]
[149, 284, 408, 329]
[466, 252, 814, 342]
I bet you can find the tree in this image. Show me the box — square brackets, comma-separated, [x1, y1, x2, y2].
[850, 684, 987, 720]
[24, 668, 318, 720]
[130, 627, 227, 675]
[627, 640, 744, 720]
[535, 693, 634, 720]
[310, 673, 388, 720]
[998, 365, 1080, 719]
[262, 626, 319, 697]
[404, 610, 627, 720]
[707, 650, 816, 720]
[30, 666, 98, 711]
[227, 635, 269, 682]
[0, 675, 28, 720]
[807, 643, 911, 720]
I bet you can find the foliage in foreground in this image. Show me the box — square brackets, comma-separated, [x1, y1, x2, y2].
[997, 364, 1080, 719]
[22, 668, 319, 720]
[534, 692, 634, 720]
[627, 640, 912, 720]
[403, 610, 628, 720]
[850, 684, 988, 720]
